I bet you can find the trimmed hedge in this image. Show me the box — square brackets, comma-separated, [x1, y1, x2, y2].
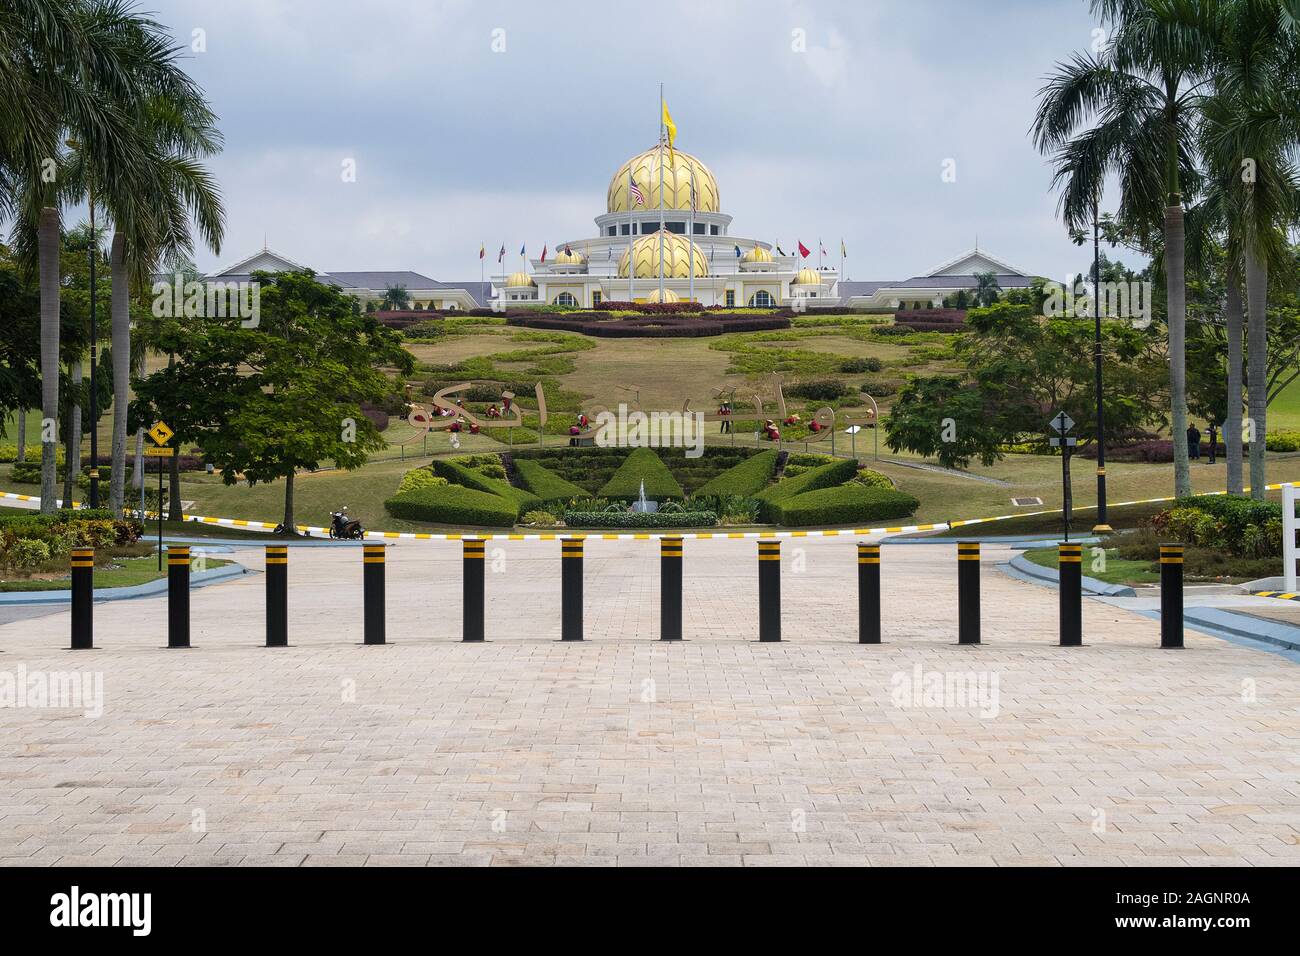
[767, 484, 919, 527]
[597, 447, 684, 500]
[383, 483, 519, 528]
[429, 458, 540, 515]
[754, 457, 858, 519]
[692, 449, 778, 497]
[512, 458, 589, 502]
[563, 510, 717, 529]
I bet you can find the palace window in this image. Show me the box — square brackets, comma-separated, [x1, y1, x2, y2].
[748, 291, 773, 307]
[725, 289, 735, 308]
[666, 221, 686, 234]
[710, 225, 720, 235]
[554, 292, 577, 307]
[607, 226, 616, 236]
[620, 224, 631, 235]
[693, 223, 706, 235]
[592, 291, 602, 306]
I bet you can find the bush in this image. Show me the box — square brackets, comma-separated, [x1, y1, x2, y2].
[520, 509, 562, 527]
[383, 483, 519, 528]
[839, 356, 882, 374]
[6, 537, 51, 569]
[1151, 494, 1283, 558]
[768, 484, 919, 527]
[429, 458, 539, 516]
[513, 459, 589, 502]
[848, 467, 893, 489]
[754, 457, 859, 520]
[1266, 430, 1300, 452]
[449, 454, 507, 479]
[562, 510, 717, 529]
[396, 467, 449, 495]
[597, 447, 684, 500]
[785, 379, 852, 401]
[692, 449, 778, 497]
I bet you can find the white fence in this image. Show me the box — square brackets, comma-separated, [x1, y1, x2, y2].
[1285, 483, 1298, 592]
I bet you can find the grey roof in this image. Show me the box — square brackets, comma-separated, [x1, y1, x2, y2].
[326, 270, 440, 290]
[887, 273, 1036, 290]
[836, 281, 896, 297]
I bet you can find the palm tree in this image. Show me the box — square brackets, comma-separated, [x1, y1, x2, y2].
[381, 284, 410, 310]
[973, 271, 1002, 306]
[36, 207, 59, 511]
[1194, 0, 1300, 499]
[1033, 0, 1213, 498]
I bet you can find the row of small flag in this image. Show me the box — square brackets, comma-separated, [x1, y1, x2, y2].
[480, 240, 847, 261]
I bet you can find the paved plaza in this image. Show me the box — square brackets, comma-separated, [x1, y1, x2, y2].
[1, 538, 1298, 866]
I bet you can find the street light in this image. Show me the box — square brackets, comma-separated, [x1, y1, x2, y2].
[66, 138, 100, 509]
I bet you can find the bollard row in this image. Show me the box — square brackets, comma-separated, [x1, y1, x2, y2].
[65, 537, 1190, 649]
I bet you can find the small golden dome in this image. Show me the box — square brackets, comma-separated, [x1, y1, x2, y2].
[607, 147, 720, 214]
[553, 248, 585, 265]
[792, 268, 823, 285]
[646, 288, 681, 303]
[504, 271, 535, 288]
[618, 230, 710, 279]
[742, 246, 773, 263]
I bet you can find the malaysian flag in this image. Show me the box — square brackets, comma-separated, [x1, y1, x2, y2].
[629, 180, 645, 207]
[689, 183, 697, 213]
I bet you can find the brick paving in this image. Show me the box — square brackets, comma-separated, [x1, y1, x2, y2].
[1, 538, 1297, 866]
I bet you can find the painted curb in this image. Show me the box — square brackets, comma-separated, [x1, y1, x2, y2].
[0, 562, 250, 606]
[1006, 553, 1137, 597]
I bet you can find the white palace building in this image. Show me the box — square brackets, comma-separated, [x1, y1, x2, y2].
[206, 142, 1040, 310]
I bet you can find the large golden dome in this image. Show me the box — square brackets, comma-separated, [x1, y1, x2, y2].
[504, 271, 535, 288]
[792, 268, 824, 285]
[607, 147, 720, 214]
[618, 230, 710, 279]
[646, 288, 681, 303]
[553, 247, 585, 265]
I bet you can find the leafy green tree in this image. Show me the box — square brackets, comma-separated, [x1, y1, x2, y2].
[972, 271, 1001, 306]
[132, 271, 415, 530]
[884, 376, 1010, 470]
[381, 284, 410, 310]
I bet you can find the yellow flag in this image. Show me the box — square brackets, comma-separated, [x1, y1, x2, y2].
[662, 101, 676, 162]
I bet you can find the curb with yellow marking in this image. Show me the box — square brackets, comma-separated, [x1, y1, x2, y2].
[1252, 591, 1300, 602]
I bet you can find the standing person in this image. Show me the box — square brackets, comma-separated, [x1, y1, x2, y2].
[1187, 424, 1202, 462]
[1207, 421, 1218, 465]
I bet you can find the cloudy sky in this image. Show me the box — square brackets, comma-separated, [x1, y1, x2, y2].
[144, 0, 1140, 283]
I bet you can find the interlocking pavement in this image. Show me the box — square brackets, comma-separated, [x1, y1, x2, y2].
[1, 538, 1297, 867]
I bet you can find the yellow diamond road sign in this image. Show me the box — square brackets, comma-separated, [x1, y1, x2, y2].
[147, 421, 174, 446]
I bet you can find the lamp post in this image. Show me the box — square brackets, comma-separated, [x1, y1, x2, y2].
[1090, 198, 1110, 533]
[67, 138, 99, 508]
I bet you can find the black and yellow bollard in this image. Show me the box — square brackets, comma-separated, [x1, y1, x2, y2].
[167, 544, 191, 648]
[561, 537, 583, 641]
[1159, 543, 1184, 649]
[660, 536, 683, 641]
[363, 544, 386, 645]
[265, 545, 288, 647]
[463, 537, 485, 642]
[70, 546, 94, 650]
[1058, 541, 1082, 647]
[758, 539, 781, 642]
[858, 542, 881, 644]
[957, 541, 981, 645]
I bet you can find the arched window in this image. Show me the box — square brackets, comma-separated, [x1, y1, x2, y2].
[554, 292, 577, 307]
[748, 290, 773, 307]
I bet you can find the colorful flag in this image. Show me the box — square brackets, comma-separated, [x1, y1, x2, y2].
[497, 244, 505, 263]
[734, 244, 742, 258]
[775, 243, 786, 256]
[820, 240, 827, 257]
[840, 239, 847, 258]
[662, 101, 676, 163]
[565, 244, 572, 255]
[479, 244, 485, 260]
[540, 245, 547, 262]
[798, 241, 811, 259]
[519, 243, 526, 258]
[629, 180, 645, 207]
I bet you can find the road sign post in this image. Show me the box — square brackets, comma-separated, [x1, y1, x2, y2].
[1049, 412, 1077, 542]
[145, 421, 175, 570]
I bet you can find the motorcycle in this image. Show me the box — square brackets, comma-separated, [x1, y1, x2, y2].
[329, 507, 365, 540]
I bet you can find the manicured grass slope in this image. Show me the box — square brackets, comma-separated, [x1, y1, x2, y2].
[511, 458, 589, 503]
[597, 447, 685, 500]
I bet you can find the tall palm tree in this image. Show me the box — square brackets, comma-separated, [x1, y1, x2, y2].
[381, 284, 410, 310]
[1033, 0, 1213, 498]
[36, 206, 59, 511]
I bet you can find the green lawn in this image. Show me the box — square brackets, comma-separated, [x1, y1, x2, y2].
[1022, 546, 1160, 586]
[0, 552, 229, 592]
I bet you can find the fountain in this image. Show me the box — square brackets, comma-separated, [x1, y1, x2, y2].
[631, 479, 658, 513]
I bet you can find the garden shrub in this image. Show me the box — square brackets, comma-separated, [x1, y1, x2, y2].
[396, 467, 449, 495]
[782, 379, 852, 401]
[449, 454, 507, 479]
[429, 458, 540, 515]
[513, 459, 589, 502]
[1266, 430, 1300, 452]
[562, 510, 717, 529]
[520, 509, 562, 527]
[754, 457, 859, 520]
[767, 484, 919, 527]
[839, 356, 883, 374]
[692, 450, 777, 497]
[383, 483, 519, 528]
[6, 538, 51, 569]
[848, 467, 893, 489]
[597, 447, 684, 500]
[1152, 494, 1282, 558]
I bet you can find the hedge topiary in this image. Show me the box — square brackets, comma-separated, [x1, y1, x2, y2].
[384, 483, 520, 528]
[767, 484, 919, 527]
[597, 447, 684, 500]
[754, 457, 858, 520]
[429, 458, 539, 515]
[563, 510, 717, 529]
[512, 459, 589, 502]
[692, 449, 778, 497]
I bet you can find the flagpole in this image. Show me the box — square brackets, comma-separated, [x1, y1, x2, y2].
[689, 160, 695, 305]
[628, 159, 635, 303]
[658, 82, 666, 302]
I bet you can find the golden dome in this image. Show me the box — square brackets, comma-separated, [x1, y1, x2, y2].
[646, 288, 681, 303]
[553, 248, 585, 265]
[617, 230, 710, 279]
[742, 245, 773, 263]
[504, 271, 535, 288]
[607, 146, 720, 214]
[792, 268, 823, 285]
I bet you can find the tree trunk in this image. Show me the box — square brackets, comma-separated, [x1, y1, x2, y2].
[1164, 204, 1190, 498]
[109, 233, 129, 515]
[38, 207, 60, 514]
[166, 355, 182, 521]
[1244, 244, 1268, 501]
[64, 358, 82, 507]
[133, 349, 145, 508]
[1223, 276, 1245, 495]
[15, 410, 25, 462]
[283, 469, 295, 531]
